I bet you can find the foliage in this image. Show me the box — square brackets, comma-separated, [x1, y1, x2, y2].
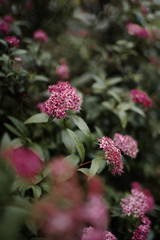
[0, 0, 160, 239]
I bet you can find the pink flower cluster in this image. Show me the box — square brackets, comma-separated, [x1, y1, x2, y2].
[130, 89, 152, 107]
[126, 23, 150, 39]
[37, 102, 46, 113]
[131, 182, 155, 212]
[3, 146, 43, 180]
[114, 133, 139, 158]
[0, 14, 14, 35]
[56, 59, 70, 80]
[98, 136, 123, 175]
[5, 36, 20, 47]
[81, 227, 117, 240]
[0, 20, 10, 34]
[33, 29, 48, 43]
[120, 189, 148, 218]
[44, 81, 82, 119]
[132, 216, 151, 240]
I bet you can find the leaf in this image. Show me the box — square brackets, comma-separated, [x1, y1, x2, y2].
[1, 133, 11, 148]
[89, 158, 106, 178]
[32, 75, 49, 82]
[61, 130, 76, 154]
[108, 90, 121, 103]
[65, 154, 80, 167]
[118, 111, 127, 129]
[107, 77, 122, 87]
[32, 186, 42, 199]
[0, 72, 6, 77]
[24, 113, 49, 124]
[131, 105, 145, 117]
[67, 129, 85, 162]
[4, 123, 22, 137]
[78, 168, 90, 175]
[8, 116, 29, 136]
[69, 115, 92, 140]
[11, 49, 27, 56]
[0, 39, 8, 47]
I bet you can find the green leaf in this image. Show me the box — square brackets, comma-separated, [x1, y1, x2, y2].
[78, 168, 90, 175]
[65, 154, 80, 167]
[89, 158, 106, 178]
[0, 72, 6, 77]
[61, 130, 76, 154]
[32, 75, 49, 82]
[4, 123, 22, 137]
[67, 129, 85, 162]
[107, 77, 122, 87]
[8, 116, 29, 136]
[108, 90, 121, 103]
[32, 186, 42, 199]
[118, 111, 127, 129]
[24, 113, 49, 124]
[131, 105, 145, 117]
[69, 115, 92, 140]
[1, 133, 11, 148]
[11, 49, 27, 56]
[0, 39, 8, 47]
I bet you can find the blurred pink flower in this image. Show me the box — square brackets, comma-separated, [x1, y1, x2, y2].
[130, 89, 152, 107]
[45, 81, 82, 119]
[126, 23, 150, 39]
[88, 176, 105, 196]
[25, 1, 34, 9]
[56, 63, 69, 80]
[33, 29, 48, 43]
[3, 147, 43, 179]
[4, 15, 14, 23]
[149, 56, 160, 67]
[141, 6, 149, 16]
[5, 36, 20, 47]
[83, 194, 109, 229]
[37, 102, 46, 113]
[114, 133, 139, 158]
[120, 189, 148, 218]
[0, 0, 6, 3]
[132, 216, 151, 240]
[77, 30, 88, 37]
[0, 20, 10, 34]
[98, 136, 123, 175]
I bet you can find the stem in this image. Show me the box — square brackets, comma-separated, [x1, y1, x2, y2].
[77, 157, 104, 169]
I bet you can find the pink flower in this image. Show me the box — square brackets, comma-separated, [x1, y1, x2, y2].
[33, 29, 48, 43]
[141, 6, 149, 16]
[88, 176, 105, 196]
[25, 1, 34, 9]
[81, 227, 117, 240]
[98, 136, 123, 175]
[37, 102, 47, 113]
[120, 189, 148, 218]
[114, 133, 139, 158]
[3, 147, 43, 179]
[77, 30, 88, 37]
[83, 194, 109, 229]
[0, 20, 10, 34]
[132, 216, 151, 240]
[104, 231, 117, 240]
[131, 182, 155, 213]
[4, 15, 14, 23]
[130, 89, 152, 107]
[56, 63, 69, 80]
[44, 81, 82, 119]
[149, 56, 160, 67]
[126, 23, 150, 39]
[5, 36, 20, 47]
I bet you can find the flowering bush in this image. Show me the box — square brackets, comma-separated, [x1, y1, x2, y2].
[0, 0, 160, 240]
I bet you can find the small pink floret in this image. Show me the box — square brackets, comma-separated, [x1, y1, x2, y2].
[56, 63, 69, 80]
[33, 29, 48, 43]
[130, 89, 152, 107]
